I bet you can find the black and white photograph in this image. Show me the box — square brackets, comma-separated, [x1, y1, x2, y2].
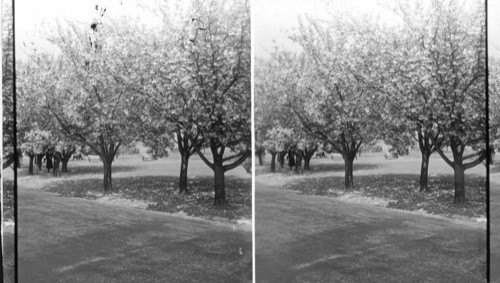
[3, 0, 500, 282]
[2, 0, 15, 281]
[489, 0, 500, 281]
[4, 0, 252, 282]
[255, 0, 488, 281]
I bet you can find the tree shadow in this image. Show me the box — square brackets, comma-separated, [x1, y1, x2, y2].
[284, 173, 485, 218]
[491, 161, 500, 174]
[256, 162, 381, 175]
[17, 163, 138, 177]
[44, 175, 251, 220]
[306, 163, 381, 173]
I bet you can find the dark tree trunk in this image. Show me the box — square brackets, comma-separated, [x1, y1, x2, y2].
[61, 159, 68, 173]
[102, 158, 113, 193]
[36, 153, 43, 171]
[213, 164, 226, 205]
[303, 156, 311, 170]
[417, 127, 439, 192]
[176, 129, 200, 195]
[432, 135, 487, 205]
[453, 161, 466, 204]
[278, 151, 285, 168]
[61, 154, 72, 173]
[270, 152, 277, 172]
[60, 151, 74, 173]
[179, 152, 190, 194]
[419, 151, 431, 192]
[300, 146, 316, 171]
[343, 156, 354, 190]
[295, 153, 302, 173]
[28, 155, 34, 175]
[258, 154, 263, 166]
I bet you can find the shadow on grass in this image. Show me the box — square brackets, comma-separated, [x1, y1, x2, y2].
[307, 163, 380, 173]
[3, 179, 14, 221]
[45, 175, 251, 220]
[17, 163, 138, 177]
[491, 161, 500, 174]
[285, 173, 486, 218]
[256, 162, 381, 175]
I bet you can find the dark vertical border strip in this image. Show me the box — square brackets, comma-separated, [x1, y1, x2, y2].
[485, 0, 490, 282]
[11, 0, 18, 282]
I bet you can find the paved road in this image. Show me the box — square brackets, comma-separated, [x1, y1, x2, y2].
[18, 188, 252, 283]
[255, 182, 486, 282]
[490, 177, 500, 282]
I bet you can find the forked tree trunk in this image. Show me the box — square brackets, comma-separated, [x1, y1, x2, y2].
[419, 151, 431, 192]
[60, 151, 74, 173]
[270, 152, 277, 172]
[179, 152, 190, 194]
[301, 147, 316, 171]
[61, 155, 72, 173]
[213, 164, 226, 205]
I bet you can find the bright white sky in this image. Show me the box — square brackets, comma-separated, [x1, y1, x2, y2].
[14, 0, 500, 59]
[489, 0, 500, 58]
[253, 0, 402, 58]
[254, 0, 499, 59]
[15, 0, 161, 60]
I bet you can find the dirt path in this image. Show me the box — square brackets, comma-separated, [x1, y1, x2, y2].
[255, 181, 486, 282]
[18, 187, 252, 282]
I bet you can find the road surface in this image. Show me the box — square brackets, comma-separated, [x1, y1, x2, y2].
[255, 181, 486, 282]
[18, 187, 252, 283]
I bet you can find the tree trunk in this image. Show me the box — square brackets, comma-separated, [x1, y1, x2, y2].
[304, 156, 311, 170]
[270, 152, 277, 172]
[343, 156, 354, 190]
[295, 153, 302, 173]
[278, 152, 285, 168]
[213, 164, 226, 205]
[61, 159, 68, 173]
[258, 154, 263, 166]
[179, 152, 190, 194]
[61, 155, 71, 173]
[102, 158, 113, 193]
[36, 153, 43, 171]
[28, 155, 34, 175]
[419, 151, 431, 192]
[453, 162, 466, 204]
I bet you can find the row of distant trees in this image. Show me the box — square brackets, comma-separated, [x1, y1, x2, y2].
[256, 0, 498, 204]
[5, 0, 251, 205]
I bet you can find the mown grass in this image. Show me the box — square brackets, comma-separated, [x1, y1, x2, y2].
[285, 174, 486, 218]
[45, 176, 251, 220]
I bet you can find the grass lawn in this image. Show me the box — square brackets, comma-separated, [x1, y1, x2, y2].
[10, 152, 251, 221]
[256, 150, 486, 219]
